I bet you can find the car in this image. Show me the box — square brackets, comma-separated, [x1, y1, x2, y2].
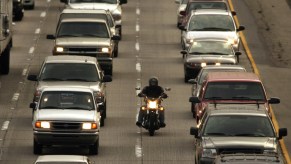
[23, 0, 34, 9]
[179, 9, 245, 51]
[188, 65, 246, 117]
[30, 86, 101, 155]
[213, 153, 285, 164]
[27, 55, 112, 126]
[13, 0, 24, 21]
[35, 155, 93, 164]
[180, 38, 241, 82]
[190, 104, 287, 164]
[179, 0, 233, 28]
[61, 0, 127, 38]
[189, 72, 280, 122]
[46, 18, 120, 75]
[58, 9, 120, 57]
[175, 0, 189, 27]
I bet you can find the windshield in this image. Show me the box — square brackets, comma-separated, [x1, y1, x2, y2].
[203, 115, 275, 137]
[39, 91, 95, 110]
[188, 15, 235, 31]
[188, 41, 233, 55]
[36, 162, 86, 164]
[187, 2, 227, 11]
[204, 82, 266, 101]
[39, 63, 100, 82]
[57, 22, 109, 38]
[70, 0, 117, 4]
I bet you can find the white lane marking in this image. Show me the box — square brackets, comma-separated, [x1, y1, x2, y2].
[29, 47, 35, 54]
[136, 62, 141, 73]
[35, 28, 41, 34]
[22, 68, 28, 76]
[135, 138, 143, 157]
[1, 121, 10, 131]
[40, 12, 46, 18]
[136, 24, 140, 32]
[12, 93, 20, 101]
[47, 0, 51, 2]
[135, 42, 140, 51]
[136, 8, 140, 15]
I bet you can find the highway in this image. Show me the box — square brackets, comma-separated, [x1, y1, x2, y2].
[0, 0, 290, 163]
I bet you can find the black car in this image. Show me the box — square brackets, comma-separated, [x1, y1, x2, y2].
[13, 0, 24, 21]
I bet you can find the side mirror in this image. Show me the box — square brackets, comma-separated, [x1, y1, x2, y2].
[60, 0, 68, 4]
[189, 96, 200, 103]
[268, 97, 280, 104]
[179, 10, 186, 16]
[178, 25, 186, 31]
[235, 51, 241, 63]
[231, 11, 237, 16]
[188, 79, 197, 84]
[111, 35, 121, 41]
[102, 75, 112, 82]
[30, 103, 36, 109]
[190, 127, 199, 138]
[237, 25, 245, 32]
[278, 128, 287, 139]
[27, 75, 38, 81]
[180, 50, 187, 55]
[120, 0, 127, 5]
[46, 34, 55, 39]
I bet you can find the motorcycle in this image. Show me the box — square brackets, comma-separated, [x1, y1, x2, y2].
[138, 89, 170, 136]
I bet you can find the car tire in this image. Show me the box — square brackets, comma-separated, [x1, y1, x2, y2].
[100, 116, 105, 127]
[14, 11, 24, 21]
[89, 139, 99, 155]
[114, 46, 118, 57]
[184, 75, 189, 83]
[33, 139, 42, 154]
[191, 103, 196, 118]
[0, 46, 10, 75]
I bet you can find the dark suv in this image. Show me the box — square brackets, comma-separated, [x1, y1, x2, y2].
[13, 0, 24, 21]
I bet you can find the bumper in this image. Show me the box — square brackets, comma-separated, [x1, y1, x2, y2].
[34, 131, 99, 146]
[199, 157, 215, 164]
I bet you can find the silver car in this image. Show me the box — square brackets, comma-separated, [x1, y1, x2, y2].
[27, 56, 112, 127]
[190, 104, 287, 164]
[175, 0, 189, 27]
[180, 9, 245, 51]
[61, 0, 127, 38]
[31, 87, 101, 155]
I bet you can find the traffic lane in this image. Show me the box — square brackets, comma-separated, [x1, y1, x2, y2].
[232, 0, 291, 156]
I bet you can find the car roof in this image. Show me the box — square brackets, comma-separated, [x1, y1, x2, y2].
[35, 155, 87, 162]
[61, 8, 109, 14]
[192, 9, 231, 15]
[206, 72, 261, 82]
[201, 65, 246, 71]
[60, 17, 107, 23]
[41, 86, 94, 93]
[44, 55, 97, 64]
[189, 0, 227, 2]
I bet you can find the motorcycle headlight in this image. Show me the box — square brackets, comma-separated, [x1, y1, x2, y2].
[35, 121, 50, 129]
[147, 100, 158, 109]
[82, 123, 98, 130]
[202, 149, 217, 158]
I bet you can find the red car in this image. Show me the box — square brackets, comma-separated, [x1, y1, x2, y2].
[189, 72, 280, 123]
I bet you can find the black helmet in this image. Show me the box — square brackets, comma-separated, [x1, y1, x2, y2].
[149, 77, 158, 86]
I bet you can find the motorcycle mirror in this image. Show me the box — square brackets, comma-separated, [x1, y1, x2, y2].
[165, 87, 171, 91]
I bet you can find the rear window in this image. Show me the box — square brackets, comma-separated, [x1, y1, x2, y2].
[204, 82, 266, 101]
[39, 63, 100, 82]
[187, 2, 227, 12]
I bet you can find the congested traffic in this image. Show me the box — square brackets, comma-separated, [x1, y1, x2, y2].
[0, 0, 290, 163]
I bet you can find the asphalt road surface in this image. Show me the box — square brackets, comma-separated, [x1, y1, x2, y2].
[0, 0, 289, 163]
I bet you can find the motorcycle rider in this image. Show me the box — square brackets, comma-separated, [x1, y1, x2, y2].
[136, 77, 168, 128]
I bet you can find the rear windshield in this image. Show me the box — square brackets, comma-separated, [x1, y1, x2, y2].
[187, 2, 227, 12]
[204, 82, 266, 101]
[39, 63, 100, 82]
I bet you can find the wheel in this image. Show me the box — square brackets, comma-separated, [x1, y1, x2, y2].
[33, 139, 42, 154]
[191, 103, 196, 118]
[114, 46, 119, 57]
[14, 11, 24, 21]
[118, 26, 122, 40]
[89, 139, 99, 155]
[184, 74, 189, 83]
[100, 116, 105, 127]
[149, 130, 155, 136]
[0, 47, 10, 75]
[102, 102, 107, 118]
